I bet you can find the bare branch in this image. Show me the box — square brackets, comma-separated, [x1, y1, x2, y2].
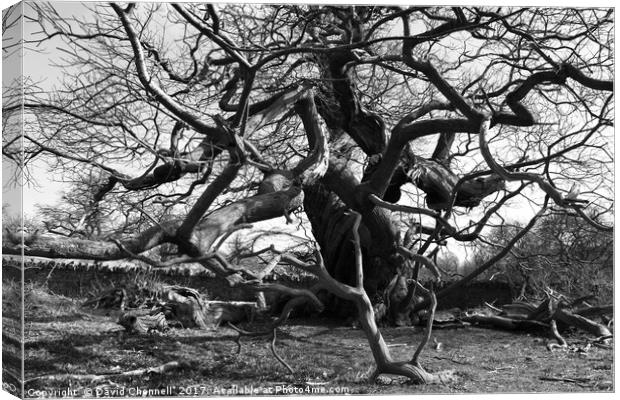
[111, 3, 226, 140]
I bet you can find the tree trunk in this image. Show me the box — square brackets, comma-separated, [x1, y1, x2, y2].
[303, 148, 404, 318]
[303, 183, 397, 317]
[298, 133, 429, 324]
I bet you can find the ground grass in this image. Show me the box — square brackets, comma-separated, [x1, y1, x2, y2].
[2, 278, 24, 395]
[13, 282, 615, 396]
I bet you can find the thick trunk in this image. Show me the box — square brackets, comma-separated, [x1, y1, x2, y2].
[303, 181, 403, 316]
[355, 275, 455, 384]
[302, 25, 505, 324]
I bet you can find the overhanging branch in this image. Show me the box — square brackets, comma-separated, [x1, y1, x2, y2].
[111, 3, 227, 140]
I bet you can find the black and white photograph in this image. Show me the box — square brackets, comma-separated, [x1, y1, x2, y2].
[1, 1, 615, 397]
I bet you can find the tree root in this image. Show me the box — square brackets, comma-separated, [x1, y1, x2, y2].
[374, 362, 457, 385]
[547, 319, 568, 351]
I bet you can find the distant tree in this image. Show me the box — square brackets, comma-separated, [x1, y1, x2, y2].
[475, 212, 613, 302]
[435, 249, 461, 278]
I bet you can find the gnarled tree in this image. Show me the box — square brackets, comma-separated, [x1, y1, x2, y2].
[3, 4, 613, 383]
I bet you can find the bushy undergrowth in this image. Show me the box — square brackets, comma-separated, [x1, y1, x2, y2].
[464, 213, 613, 303]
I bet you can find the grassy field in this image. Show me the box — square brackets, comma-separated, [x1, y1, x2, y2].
[8, 282, 615, 396]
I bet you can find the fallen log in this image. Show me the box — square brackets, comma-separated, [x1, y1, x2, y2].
[501, 302, 538, 319]
[460, 314, 549, 331]
[553, 308, 612, 337]
[572, 305, 613, 319]
[430, 320, 467, 330]
[464, 297, 613, 342]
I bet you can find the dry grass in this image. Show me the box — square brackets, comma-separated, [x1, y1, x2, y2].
[9, 282, 614, 396]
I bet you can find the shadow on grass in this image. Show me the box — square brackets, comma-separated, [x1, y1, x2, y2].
[27, 313, 91, 324]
